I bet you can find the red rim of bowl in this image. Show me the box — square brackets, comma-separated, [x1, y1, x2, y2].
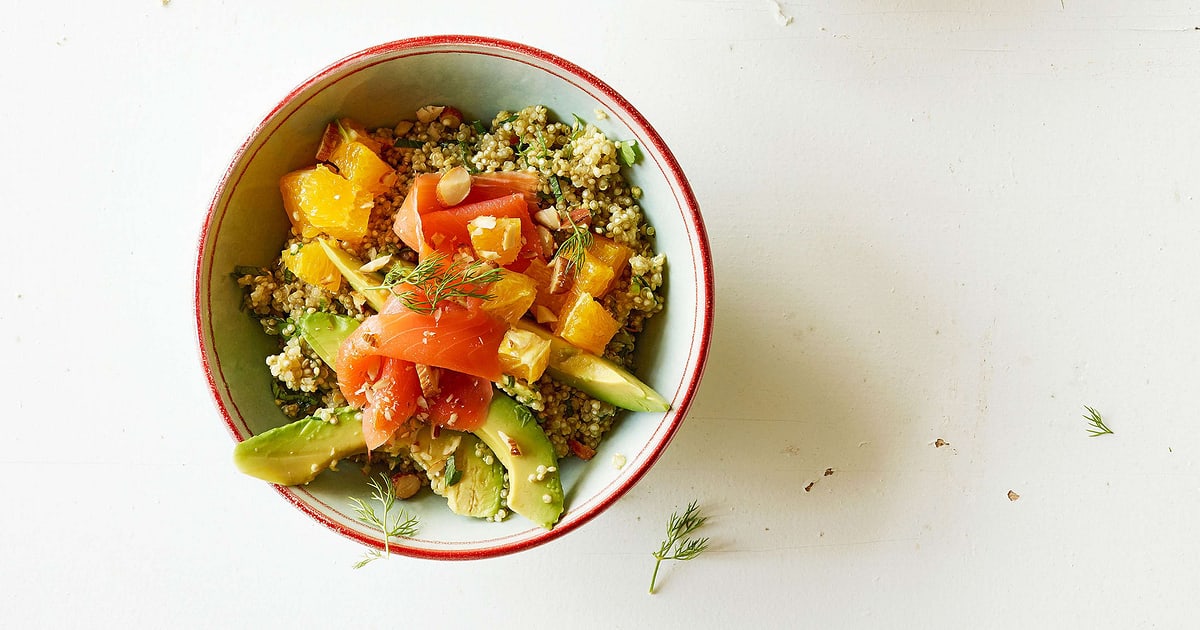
[194, 34, 714, 560]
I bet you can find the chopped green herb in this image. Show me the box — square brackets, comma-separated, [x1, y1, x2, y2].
[547, 174, 565, 205]
[1084, 405, 1114, 437]
[458, 142, 479, 174]
[514, 404, 535, 428]
[394, 138, 425, 149]
[570, 113, 588, 140]
[334, 119, 351, 143]
[232, 265, 267, 279]
[499, 113, 519, 124]
[617, 139, 642, 167]
[471, 119, 487, 135]
[445, 455, 462, 486]
[270, 380, 321, 414]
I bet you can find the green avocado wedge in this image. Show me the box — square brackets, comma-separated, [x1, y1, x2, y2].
[473, 391, 564, 529]
[513, 320, 669, 413]
[233, 409, 365, 486]
[298, 311, 360, 367]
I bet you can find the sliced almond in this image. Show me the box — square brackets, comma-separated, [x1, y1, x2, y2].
[436, 165, 472, 207]
[535, 225, 556, 258]
[416, 105, 445, 124]
[533, 305, 558, 324]
[567, 438, 596, 461]
[390, 473, 422, 500]
[533, 208, 562, 230]
[415, 364, 440, 398]
[568, 207, 591, 227]
[439, 106, 464, 128]
[358, 254, 392, 273]
[548, 255, 575, 295]
[393, 120, 415, 136]
[498, 431, 522, 456]
[315, 122, 341, 162]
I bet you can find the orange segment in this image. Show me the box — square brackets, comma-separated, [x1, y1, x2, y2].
[329, 141, 395, 195]
[468, 216, 523, 265]
[280, 165, 373, 243]
[479, 270, 537, 324]
[281, 243, 342, 292]
[556, 291, 620, 355]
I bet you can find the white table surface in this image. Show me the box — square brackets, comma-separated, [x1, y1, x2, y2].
[4, 1, 1198, 627]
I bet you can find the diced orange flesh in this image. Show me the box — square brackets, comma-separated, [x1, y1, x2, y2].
[588, 235, 632, 277]
[572, 251, 616, 298]
[496, 327, 551, 382]
[556, 291, 621, 355]
[467, 216, 523, 265]
[479, 269, 537, 324]
[281, 243, 342, 292]
[329, 141, 394, 195]
[280, 165, 373, 243]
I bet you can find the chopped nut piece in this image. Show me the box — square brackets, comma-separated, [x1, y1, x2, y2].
[823, 468, 834, 476]
[533, 208, 562, 230]
[567, 207, 591, 227]
[934, 438, 949, 448]
[415, 364, 440, 398]
[535, 225, 556, 258]
[497, 430, 522, 456]
[436, 165, 472, 206]
[391, 473, 422, 500]
[315, 122, 341, 162]
[416, 105, 445, 124]
[533, 305, 558, 324]
[548, 256, 574, 295]
[358, 254, 392, 273]
[393, 120, 415, 136]
[439, 106, 464, 128]
[1007, 490, 1020, 502]
[804, 481, 815, 492]
[567, 438, 595, 460]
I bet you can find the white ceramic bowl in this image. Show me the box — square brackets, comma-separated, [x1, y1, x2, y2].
[195, 35, 713, 559]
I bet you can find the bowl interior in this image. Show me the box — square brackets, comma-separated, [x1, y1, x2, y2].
[196, 37, 711, 559]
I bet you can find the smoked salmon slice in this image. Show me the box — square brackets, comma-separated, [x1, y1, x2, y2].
[393, 172, 545, 264]
[335, 295, 509, 446]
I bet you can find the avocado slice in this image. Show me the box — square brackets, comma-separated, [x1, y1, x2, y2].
[298, 311, 360, 367]
[513, 320, 669, 412]
[407, 425, 504, 519]
[316, 238, 402, 311]
[474, 391, 564, 529]
[233, 409, 365, 485]
[444, 435, 505, 518]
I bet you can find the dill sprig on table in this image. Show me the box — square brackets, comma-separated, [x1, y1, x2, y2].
[1084, 405, 1114, 437]
[350, 473, 420, 569]
[649, 500, 710, 594]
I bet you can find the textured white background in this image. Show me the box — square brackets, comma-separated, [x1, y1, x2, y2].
[3, 1, 1198, 627]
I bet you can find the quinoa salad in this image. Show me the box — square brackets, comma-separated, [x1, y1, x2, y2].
[233, 104, 667, 528]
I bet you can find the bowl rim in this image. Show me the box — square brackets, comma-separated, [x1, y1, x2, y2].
[194, 34, 714, 560]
